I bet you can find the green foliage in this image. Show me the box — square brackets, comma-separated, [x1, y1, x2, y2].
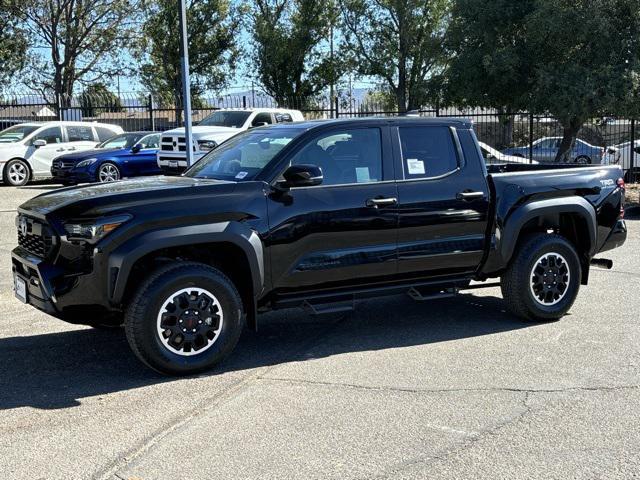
[14, 0, 139, 103]
[250, 0, 342, 106]
[340, 0, 450, 111]
[139, 0, 242, 110]
[0, 0, 27, 90]
[79, 84, 124, 117]
[444, 0, 535, 111]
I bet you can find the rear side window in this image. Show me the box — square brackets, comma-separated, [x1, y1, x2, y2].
[66, 125, 94, 142]
[95, 126, 117, 142]
[398, 126, 459, 179]
[275, 113, 293, 123]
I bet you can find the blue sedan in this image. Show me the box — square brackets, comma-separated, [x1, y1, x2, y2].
[51, 132, 161, 185]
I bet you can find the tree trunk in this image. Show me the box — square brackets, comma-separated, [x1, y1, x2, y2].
[555, 117, 582, 163]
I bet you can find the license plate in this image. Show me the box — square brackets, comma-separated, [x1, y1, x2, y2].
[169, 160, 179, 168]
[14, 275, 27, 303]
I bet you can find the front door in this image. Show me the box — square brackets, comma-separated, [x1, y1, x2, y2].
[266, 126, 398, 291]
[393, 125, 490, 277]
[27, 126, 65, 175]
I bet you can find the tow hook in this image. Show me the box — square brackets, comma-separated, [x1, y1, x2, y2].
[590, 258, 613, 269]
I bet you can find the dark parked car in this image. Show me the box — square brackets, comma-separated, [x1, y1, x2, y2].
[12, 118, 627, 375]
[50, 132, 161, 185]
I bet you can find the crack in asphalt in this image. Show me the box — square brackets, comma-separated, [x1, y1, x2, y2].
[257, 376, 640, 396]
[92, 313, 353, 480]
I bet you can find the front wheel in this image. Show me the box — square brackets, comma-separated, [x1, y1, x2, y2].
[125, 262, 244, 375]
[97, 162, 121, 182]
[501, 233, 581, 322]
[575, 156, 591, 165]
[4, 159, 30, 186]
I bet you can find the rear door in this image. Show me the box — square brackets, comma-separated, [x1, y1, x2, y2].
[266, 125, 399, 291]
[65, 125, 98, 153]
[393, 124, 490, 277]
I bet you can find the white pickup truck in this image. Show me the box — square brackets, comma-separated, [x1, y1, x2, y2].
[157, 108, 304, 174]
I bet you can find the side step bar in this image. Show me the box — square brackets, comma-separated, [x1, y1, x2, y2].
[407, 286, 458, 302]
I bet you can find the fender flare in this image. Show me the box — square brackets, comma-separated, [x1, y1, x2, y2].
[499, 196, 597, 264]
[107, 221, 264, 305]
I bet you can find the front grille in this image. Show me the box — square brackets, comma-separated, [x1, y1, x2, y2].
[52, 159, 75, 170]
[17, 216, 56, 258]
[160, 135, 195, 153]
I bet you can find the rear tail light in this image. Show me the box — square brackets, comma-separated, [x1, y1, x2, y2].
[618, 178, 625, 219]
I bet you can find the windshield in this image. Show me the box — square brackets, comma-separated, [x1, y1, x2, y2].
[199, 111, 252, 128]
[98, 133, 144, 149]
[0, 125, 39, 144]
[185, 130, 299, 181]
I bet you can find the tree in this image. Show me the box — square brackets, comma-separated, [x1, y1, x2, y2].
[0, 0, 28, 90]
[79, 83, 123, 117]
[527, 0, 640, 161]
[444, 0, 536, 147]
[12, 0, 140, 105]
[139, 0, 241, 114]
[340, 0, 450, 112]
[250, 0, 341, 106]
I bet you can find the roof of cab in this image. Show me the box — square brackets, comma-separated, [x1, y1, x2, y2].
[263, 116, 474, 132]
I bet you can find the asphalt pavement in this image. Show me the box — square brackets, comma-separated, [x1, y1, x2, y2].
[0, 183, 638, 480]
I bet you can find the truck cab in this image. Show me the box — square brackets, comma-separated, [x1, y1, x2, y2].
[157, 108, 304, 175]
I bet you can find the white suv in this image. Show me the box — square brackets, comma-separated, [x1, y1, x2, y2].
[0, 121, 124, 186]
[157, 108, 304, 174]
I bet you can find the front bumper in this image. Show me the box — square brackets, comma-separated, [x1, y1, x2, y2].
[157, 152, 206, 175]
[50, 167, 94, 184]
[11, 246, 114, 322]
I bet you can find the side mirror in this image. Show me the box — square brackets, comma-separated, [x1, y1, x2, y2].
[33, 139, 47, 148]
[131, 144, 142, 153]
[279, 164, 323, 189]
[252, 122, 269, 128]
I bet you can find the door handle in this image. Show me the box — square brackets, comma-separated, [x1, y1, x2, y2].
[56, 148, 65, 152]
[456, 191, 485, 201]
[366, 197, 398, 208]
[67, 147, 76, 151]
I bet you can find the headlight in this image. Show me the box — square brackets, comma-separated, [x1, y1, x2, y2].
[197, 140, 217, 152]
[63, 214, 132, 242]
[76, 158, 97, 168]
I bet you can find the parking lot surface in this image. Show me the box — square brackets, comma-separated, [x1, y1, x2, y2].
[0, 183, 639, 480]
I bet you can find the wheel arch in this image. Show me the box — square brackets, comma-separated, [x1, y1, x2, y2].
[108, 221, 264, 330]
[499, 197, 597, 283]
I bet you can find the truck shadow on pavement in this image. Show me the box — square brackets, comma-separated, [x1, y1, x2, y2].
[0, 293, 531, 410]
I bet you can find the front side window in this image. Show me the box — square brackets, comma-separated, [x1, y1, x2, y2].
[399, 126, 459, 179]
[0, 125, 39, 143]
[185, 129, 300, 181]
[252, 113, 273, 127]
[290, 128, 383, 186]
[66, 125, 94, 142]
[33, 126, 63, 144]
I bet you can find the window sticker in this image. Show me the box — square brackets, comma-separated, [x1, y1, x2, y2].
[355, 167, 371, 183]
[407, 158, 425, 175]
[235, 171, 248, 179]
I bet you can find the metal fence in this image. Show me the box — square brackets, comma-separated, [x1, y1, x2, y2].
[1, 92, 638, 180]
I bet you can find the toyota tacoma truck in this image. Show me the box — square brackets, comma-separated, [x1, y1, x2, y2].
[12, 118, 627, 375]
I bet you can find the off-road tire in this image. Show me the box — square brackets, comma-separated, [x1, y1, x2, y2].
[125, 262, 244, 375]
[501, 233, 581, 322]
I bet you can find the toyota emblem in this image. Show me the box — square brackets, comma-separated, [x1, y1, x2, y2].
[18, 217, 28, 236]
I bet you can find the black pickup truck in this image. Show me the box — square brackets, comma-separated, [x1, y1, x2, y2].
[12, 118, 627, 375]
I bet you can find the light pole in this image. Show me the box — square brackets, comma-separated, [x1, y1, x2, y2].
[178, 0, 193, 167]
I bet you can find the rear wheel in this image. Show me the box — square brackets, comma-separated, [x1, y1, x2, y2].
[4, 159, 30, 186]
[97, 162, 121, 182]
[125, 262, 244, 375]
[575, 155, 591, 165]
[501, 233, 581, 322]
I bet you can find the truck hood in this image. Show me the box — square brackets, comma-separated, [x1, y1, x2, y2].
[19, 176, 237, 218]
